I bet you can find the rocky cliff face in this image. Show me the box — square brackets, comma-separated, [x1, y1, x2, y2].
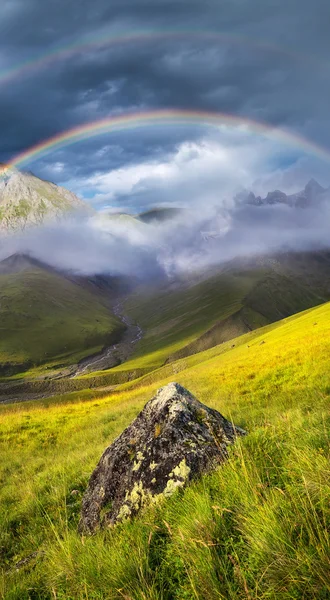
[0, 168, 90, 233]
[79, 382, 246, 533]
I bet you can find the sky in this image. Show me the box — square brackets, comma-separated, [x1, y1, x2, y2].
[1, 0, 330, 212]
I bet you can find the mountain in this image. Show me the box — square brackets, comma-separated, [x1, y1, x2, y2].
[0, 253, 125, 376]
[1, 246, 329, 380]
[121, 248, 330, 370]
[138, 207, 183, 223]
[289, 178, 327, 208]
[0, 168, 90, 232]
[241, 178, 328, 208]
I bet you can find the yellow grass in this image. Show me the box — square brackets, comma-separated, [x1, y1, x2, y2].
[1, 301, 330, 598]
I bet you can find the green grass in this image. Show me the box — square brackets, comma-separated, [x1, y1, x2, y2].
[1, 301, 330, 598]
[122, 271, 263, 369]
[1, 253, 328, 385]
[121, 266, 327, 370]
[0, 267, 124, 375]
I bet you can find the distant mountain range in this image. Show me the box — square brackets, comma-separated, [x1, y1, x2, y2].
[0, 166, 329, 236]
[0, 167, 90, 232]
[237, 178, 329, 208]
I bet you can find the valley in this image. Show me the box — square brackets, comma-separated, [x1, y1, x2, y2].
[1, 1, 329, 596]
[1, 170, 330, 598]
[1, 294, 330, 598]
[1, 247, 330, 404]
[73, 298, 143, 376]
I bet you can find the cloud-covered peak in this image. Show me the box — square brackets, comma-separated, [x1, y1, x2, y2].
[304, 178, 326, 197]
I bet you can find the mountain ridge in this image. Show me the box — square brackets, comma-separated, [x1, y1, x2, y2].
[0, 168, 90, 232]
[238, 178, 329, 208]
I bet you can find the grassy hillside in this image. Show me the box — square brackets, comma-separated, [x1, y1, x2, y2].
[122, 271, 260, 368]
[1, 301, 330, 598]
[1, 251, 328, 393]
[121, 261, 327, 370]
[0, 266, 124, 375]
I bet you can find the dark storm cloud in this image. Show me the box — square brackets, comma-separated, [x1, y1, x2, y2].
[0, 0, 330, 190]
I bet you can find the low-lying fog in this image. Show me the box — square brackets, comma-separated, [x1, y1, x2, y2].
[1, 192, 330, 279]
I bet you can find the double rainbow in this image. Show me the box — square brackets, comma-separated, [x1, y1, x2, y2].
[0, 28, 324, 175]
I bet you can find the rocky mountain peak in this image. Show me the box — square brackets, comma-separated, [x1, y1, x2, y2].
[0, 168, 91, 233]
[265, 190, 288, 205]
[234, 189, 262, 206]
[304, 178, 325, 198]
[241, 179, 328, 209]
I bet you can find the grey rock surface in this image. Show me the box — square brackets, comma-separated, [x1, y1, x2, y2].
[0, 168, 90, 232]
[79, 382, 246, 533]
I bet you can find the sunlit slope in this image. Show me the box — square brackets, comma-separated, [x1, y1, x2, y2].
[0, 267, 124, 374]
[115, 297, 330, 401]
[1, 302, 330, 598]
[122, 271, 259, 368]
[122, 262, 327, 369]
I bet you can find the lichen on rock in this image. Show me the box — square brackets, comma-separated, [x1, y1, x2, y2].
[79, 382, 246, 533]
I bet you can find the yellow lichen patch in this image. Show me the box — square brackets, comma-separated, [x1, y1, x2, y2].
[172, 459, 191, 480]
[154, 423, 163, 437]
[132, 451, 144, 472]
[125, 481, 150, 512]
[117, 503, 132, 521]
[163, 459, 191, 498]
[150, 461, 158, 471]
[163, 476, 185, 497]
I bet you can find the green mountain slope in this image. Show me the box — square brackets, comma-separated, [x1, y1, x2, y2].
[0, 255, 124, 375]
[122, 252, 330, 369]
[1, 300, 330, 598]
[1, 249, 328, 390]
[123, 270, 262, 368]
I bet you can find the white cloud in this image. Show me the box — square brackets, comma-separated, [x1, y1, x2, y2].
[1, 191, 330, 280]
[62, 126, 330, 213]
[70, 133, 278, 209]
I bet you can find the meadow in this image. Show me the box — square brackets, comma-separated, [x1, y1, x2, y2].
[121, 262, 327, 370]
[1, 301, 330, 598]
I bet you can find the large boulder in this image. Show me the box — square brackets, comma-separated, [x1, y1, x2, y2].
[79, 382, 246, 533]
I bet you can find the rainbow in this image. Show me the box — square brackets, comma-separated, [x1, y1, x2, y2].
[0, 29, 308, 89]
[1, 109, 329, 177]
